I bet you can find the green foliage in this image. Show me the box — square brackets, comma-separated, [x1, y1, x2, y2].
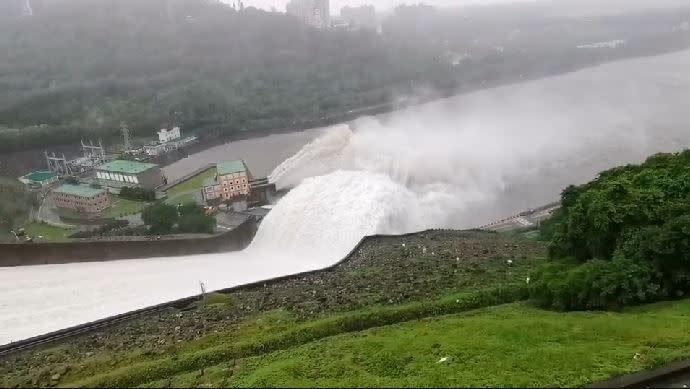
[223, 301, 690, 388]
[0, 177, 34, 234]
[141, 202, 178, 234]
[0, 0, 451, 152]
[616, 215, 690, 296]
[119, 186, 156, 202]
[201, 293, 234, 307]
[140, 201, 213, 234]
[543, 150, 690, 309]
[528, 258, 661, 311]
[177, 213, 215, 234]
[70, 220, 129, 239]
[177, 203, 215, 233]
[550, 150, 690, 261]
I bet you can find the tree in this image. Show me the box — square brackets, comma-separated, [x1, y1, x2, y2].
[177, 203, 215, 233]
[178, 213, 215, 234]
[540, 150, 690, 309]
[141, 202, 178, 234]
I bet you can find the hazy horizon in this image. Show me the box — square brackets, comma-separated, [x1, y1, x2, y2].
[231, 0, 690, 15]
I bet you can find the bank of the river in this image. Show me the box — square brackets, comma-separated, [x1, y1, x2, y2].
[5, 42, 690, 179]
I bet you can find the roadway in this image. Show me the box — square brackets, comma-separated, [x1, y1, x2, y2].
[480, 203, 561, 232]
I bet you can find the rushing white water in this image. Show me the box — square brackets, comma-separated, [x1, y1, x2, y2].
[2, 49, 690, 345]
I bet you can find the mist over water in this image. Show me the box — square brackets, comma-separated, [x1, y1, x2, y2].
[255, 51, 690, 260]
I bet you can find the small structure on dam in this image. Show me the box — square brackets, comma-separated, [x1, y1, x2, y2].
[201, 160, 277, 211]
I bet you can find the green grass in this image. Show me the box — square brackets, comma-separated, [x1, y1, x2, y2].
[22, 222, 76, 242]
[67, 286, 527, 388]
[166, 168, 216, 198]
[165, 192, 197, 206]
[164, 300, 690, 388]
[103, 197, 149, 218]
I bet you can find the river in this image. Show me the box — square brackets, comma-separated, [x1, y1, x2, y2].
[2, 49, 690, 345]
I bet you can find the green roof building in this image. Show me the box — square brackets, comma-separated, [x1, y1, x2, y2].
[217, 160, 249, 176]
[96, 160, 165, 190]
[98, 160, 159, 175]
[19, 171, 58, 190]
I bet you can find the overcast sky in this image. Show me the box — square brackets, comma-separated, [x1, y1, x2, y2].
[225, 0, 689, 15]
[234, 0, 536, 12]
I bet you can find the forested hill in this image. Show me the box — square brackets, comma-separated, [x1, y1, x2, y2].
[0, 0, 437, 151]
[2, 0, 690, 153]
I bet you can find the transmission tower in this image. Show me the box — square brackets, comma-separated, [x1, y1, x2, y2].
[121, 122, 132, 151]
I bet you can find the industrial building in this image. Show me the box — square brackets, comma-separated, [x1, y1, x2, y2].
[52, 184, 111, 214]
[286, 0, 330, 29]
[18, 171, 58, 191]
[142, 126, 196, 156]
[95, 160, 165, 190]
[202, 160, 252, 210]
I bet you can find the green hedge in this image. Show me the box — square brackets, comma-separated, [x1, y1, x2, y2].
[528, 258, 661, 311]
[72, 285, 528, 388]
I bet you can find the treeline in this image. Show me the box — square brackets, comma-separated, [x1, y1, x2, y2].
[0, 177, 36, 237]
[530, 150, 690, 310]
[0, 0, 449, 152]
[2, 0, 690, 152]
[142, 202, 215, 235]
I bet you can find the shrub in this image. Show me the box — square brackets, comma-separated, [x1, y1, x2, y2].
[177, 213, 215, 234]
[616, 214, 690, 296]
[120, 186, 156, 202]
[528, 258, 661, 311]
[142, 202, 178, 234]
[69, 220, 129, 239]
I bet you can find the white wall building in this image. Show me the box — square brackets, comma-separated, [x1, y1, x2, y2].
[286, 0, 330, 29]
[158, 126, 181, 143]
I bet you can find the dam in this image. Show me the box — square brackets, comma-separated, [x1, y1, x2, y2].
[2, 49, 690, 345]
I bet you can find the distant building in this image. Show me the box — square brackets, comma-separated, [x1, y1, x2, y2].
[52, 184, 111, 214]
[202, 160, 252, 211]
[340, 5, 377, 30]
[144, 126, 196, 156]
[95, 160, 165, 190]
[286, 0, 330, 29]
[158, 126, 181, 143]
[18, 171, 58, 191]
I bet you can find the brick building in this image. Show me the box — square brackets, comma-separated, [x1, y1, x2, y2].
[202, 160, 252, 210]
[52, 184, 111, 214]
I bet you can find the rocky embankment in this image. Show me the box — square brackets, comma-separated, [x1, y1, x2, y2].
[0, 230, 546, 387]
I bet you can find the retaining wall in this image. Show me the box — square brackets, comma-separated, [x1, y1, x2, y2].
[0, 220, 257, 267]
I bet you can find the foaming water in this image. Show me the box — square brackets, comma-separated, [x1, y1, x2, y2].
[2, 50, 690, 345]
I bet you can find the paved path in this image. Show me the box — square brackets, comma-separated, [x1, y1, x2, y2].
[36, 196, 75, 228]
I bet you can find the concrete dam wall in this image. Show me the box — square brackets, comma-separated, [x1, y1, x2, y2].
[0, 220, 258, 267]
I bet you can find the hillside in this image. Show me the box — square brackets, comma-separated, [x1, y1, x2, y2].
[2, 0, 690, 153]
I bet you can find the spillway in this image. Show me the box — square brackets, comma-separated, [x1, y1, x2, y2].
[3, 49, 690, 345]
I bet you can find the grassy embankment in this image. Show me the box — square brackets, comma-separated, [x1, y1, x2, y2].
[103, 197, 150, 219]
[165, 168, 216, 206]
[22, 222, 76, 242]
[2, 230, 689, 388]
[144, 300, 690, 388]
